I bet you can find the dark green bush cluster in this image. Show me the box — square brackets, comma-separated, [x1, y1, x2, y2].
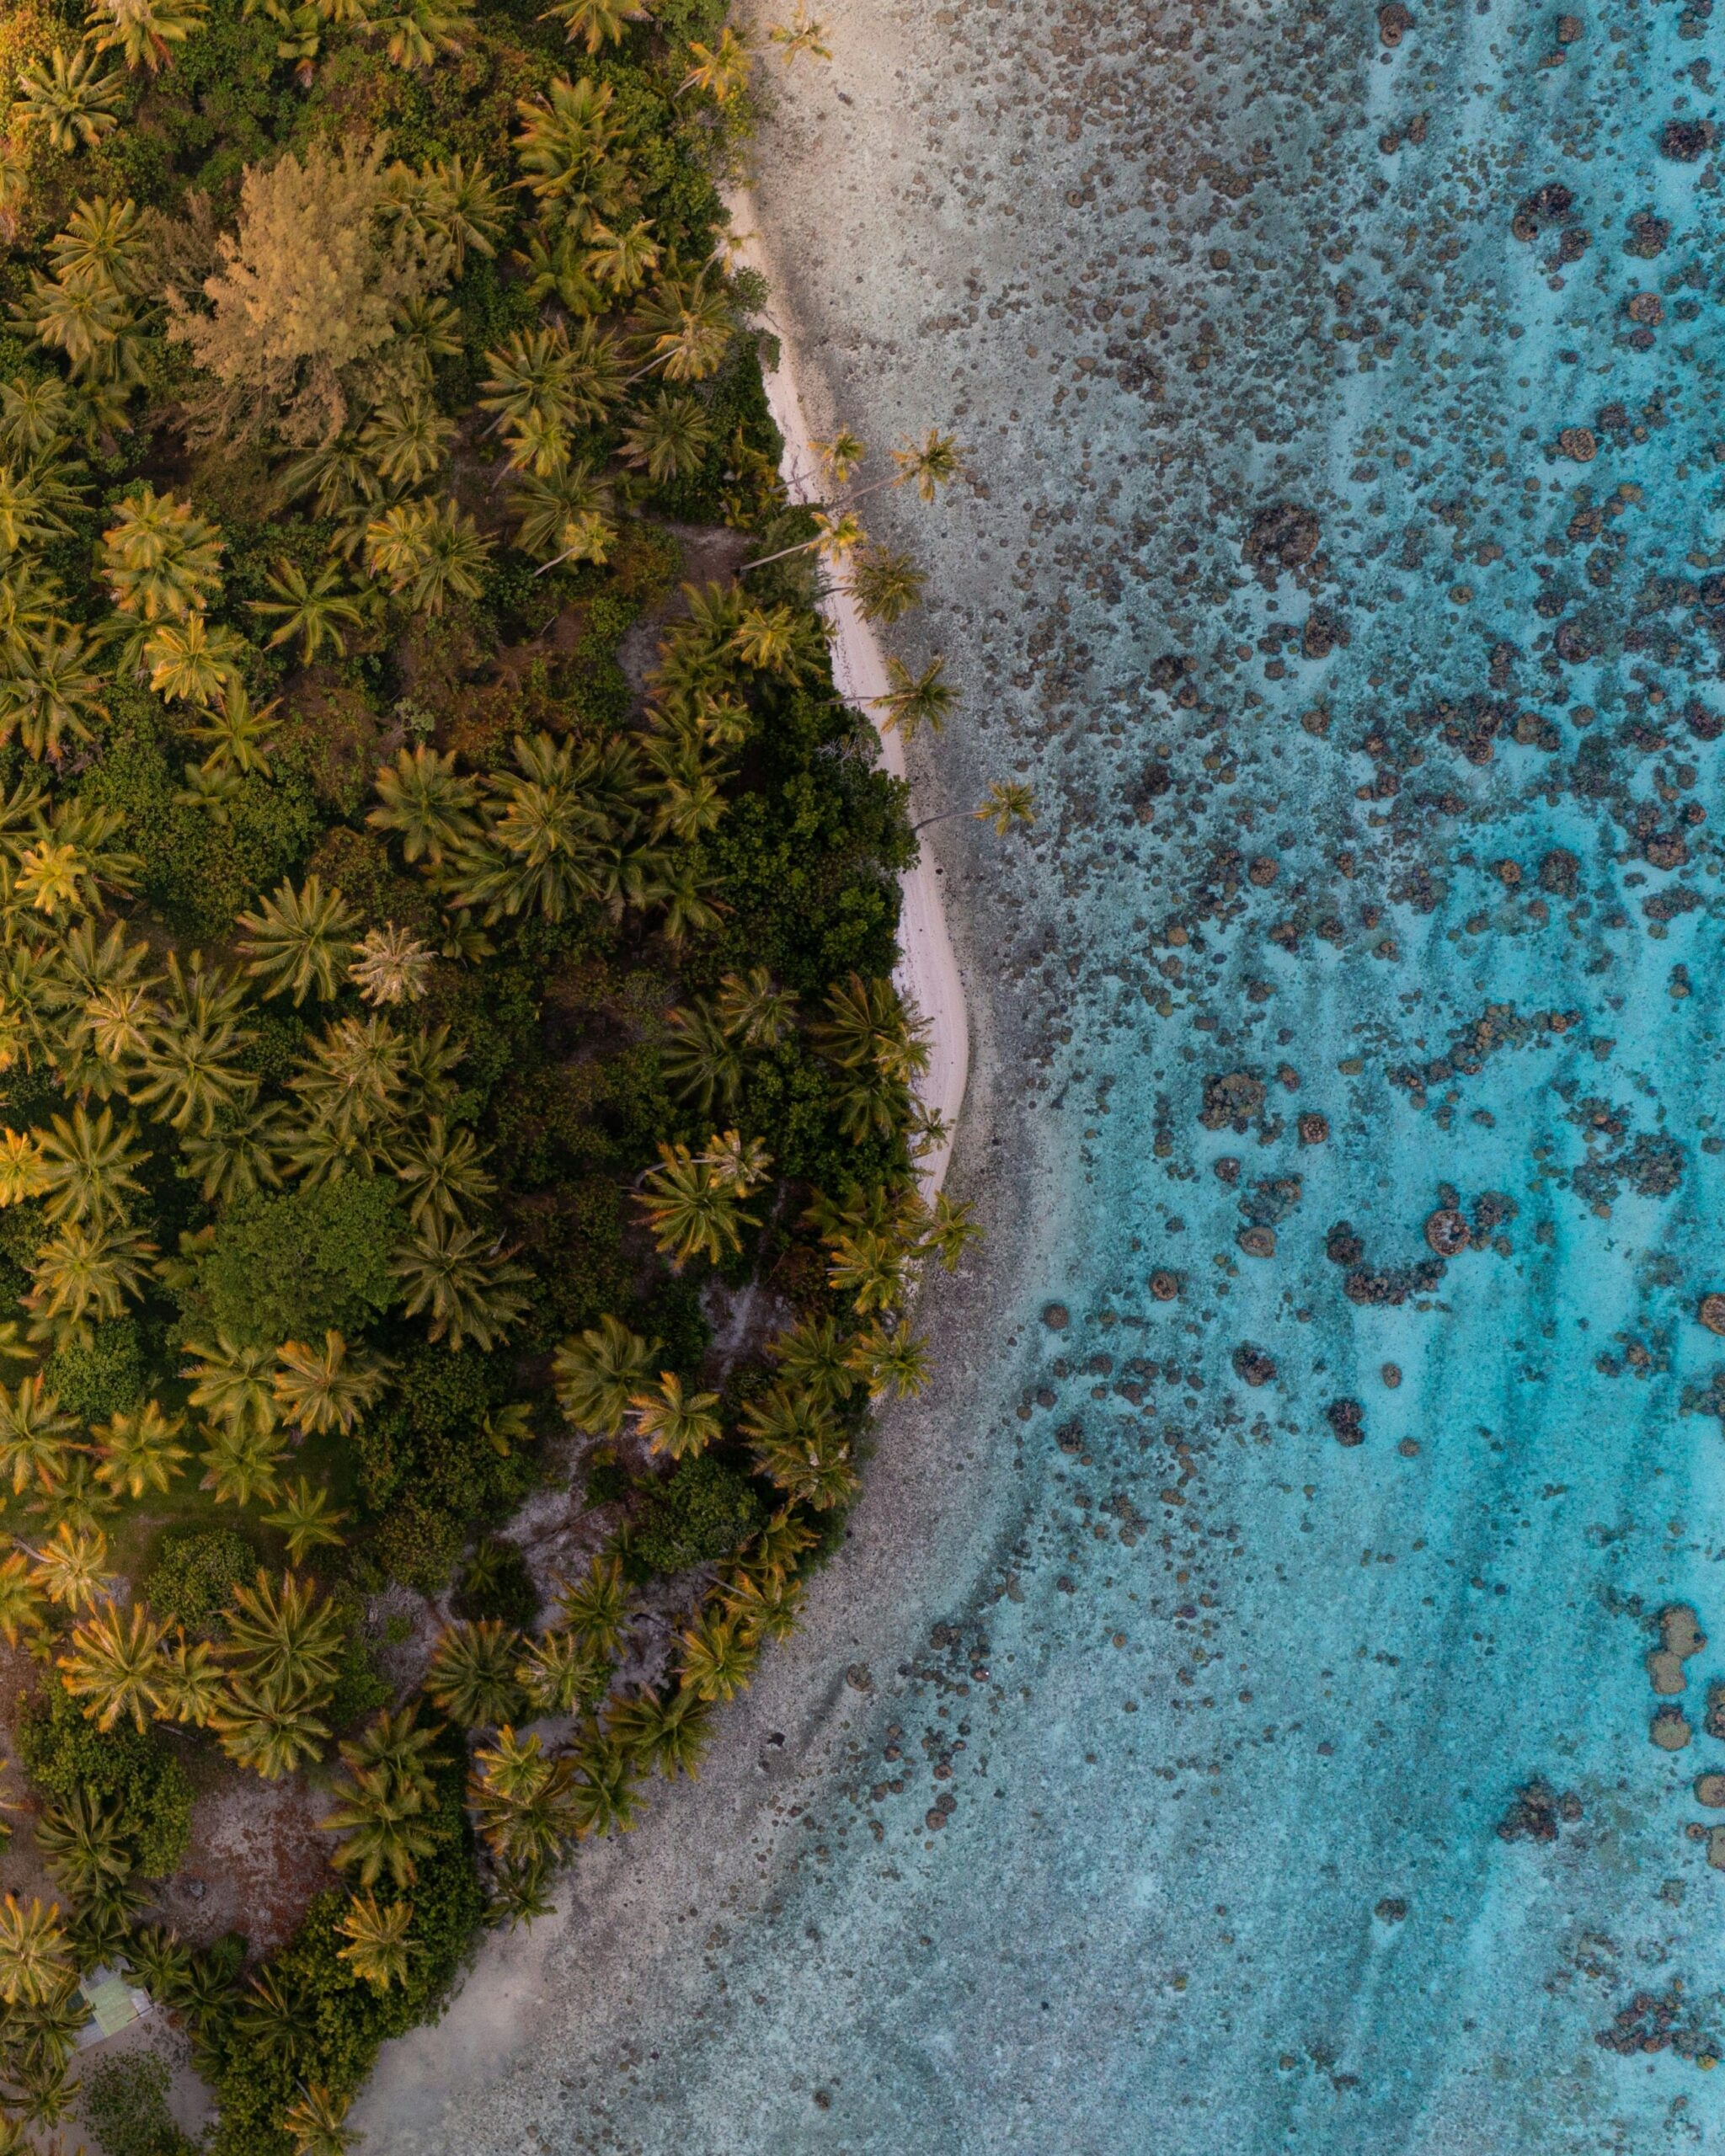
[17, 1689, 194, 1881]
[628, 1454, 766, 1580]
[143, 1527, 256, 1631]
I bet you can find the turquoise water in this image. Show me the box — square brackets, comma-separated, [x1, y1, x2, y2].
[365, 0, 1725, 2146]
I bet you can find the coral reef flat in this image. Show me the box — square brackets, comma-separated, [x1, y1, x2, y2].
[358, 0, 1725, 2148]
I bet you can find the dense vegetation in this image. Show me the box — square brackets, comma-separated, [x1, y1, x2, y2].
[0, 0, 991, 2143]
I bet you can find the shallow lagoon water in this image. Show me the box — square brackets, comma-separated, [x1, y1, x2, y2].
[360, 0, 1725, 2146]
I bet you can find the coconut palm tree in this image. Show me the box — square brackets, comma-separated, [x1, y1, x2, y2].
[272, 1331, 390, 1437]
[224, 1569, 345, 1698]
[132, 953, 254, 1133]
[766, 1315, 855, 1406]
[25, 1216, 156, 1343]
[620, 392, 713, 487]
[86, 0, 208, 70]
[0, 623, 109, 761]
[468, 1726, 579, 1867]
[511, 75, 622, 206]
[359, 397, 456, 488]
[237, 876, 357, 1006]
[57, 1599, 163, 1732]
[28, 1523, 113, 1613]
[180, 1095, 289, 1205]
[554, 1552, 628, 1657]
[15, 46, 126, 152]
[486, 1854, 554, 1929]
[714, 966, 796, 1049]
[152, 1636, 225, 1726]
[287, 1011, 408, 1139]
[636, 1141, 757, 1267]
[873, 653, 955, 742]
[249, 560, 366, 664]
[425, 1619, 523, 1727]
[674, 1609, 756, 1703]
[718, 1561, 803, 1644]
[322, 1769, 439, 1892]
[283, 2084, 360, 2156]
[0, 1375, 80, 1494]
[182, 1333, 278, 1436]
[628, 1371, 721, 1461]
[446, 732, 613, 926]
[349, 924, 435, 1007]
[0, 1896, 72, 2009]
[392, 1115, 492, 1230]
[680, 25, 750, 104]
[34, 1789, 131, 1902]
[335, 1893, 414, 1990]
[211, 1671, 330, 1779]
[367, 744, 479, 867]
[32, 1104, 147, 1225]
[363, 498, 491, 615]
[370, 0, 471, 67]
[822, 1225, 905, 1316]
[418, 155, 505, 270]
[19, 270, 133, 376]
[604, 1683, 711, 1780]
[143, 611, 247, 707]
[740, 1381, 857, 1508]
[509, 464, 614, 568]
[0, 1550, 47, 1646]
[339, 1703, 444, 1803]
[552, 1315, 655, 1438]
[846, 543, 924, 625]
[565, 1728, 640, 1838]
[261, 1476, 348, 1564]
[392, 1220, 531, 1352]
[99, 485, 223, 621]
[660, 1001, 741, 1118]
[846, 1321, 930, 1400]
[767, 2, 830, 62]
[538, 0, 646, 51]
[514, 1626, 604, 1716]
[197, 1421, 286, 1508]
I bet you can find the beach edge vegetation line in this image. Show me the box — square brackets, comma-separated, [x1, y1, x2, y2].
[0, 0, 1023, 2146]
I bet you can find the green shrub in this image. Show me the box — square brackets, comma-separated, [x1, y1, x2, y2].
[83, 2055, 195, 2156]
[628, 1454, 765, 1579]
[144, 1527, 254, 1631]
[194, 1179, 405, 1346]
[363, 1493, 463, 1595]
[451, 1535, 539, 1627]
[16, 1689, 193, 1880]
[44, 1320, 147, 1423]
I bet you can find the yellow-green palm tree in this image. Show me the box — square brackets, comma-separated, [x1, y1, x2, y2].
[348, 923, 435, 1006]
[182, 1333, 278, 1436]
[224, 1568, 345, 1697]
[237, 876, 358, 1004]
[551, 1314, 655, 1437]
[86, 0, 209, 71]
[636, 1140, 757, 1267]
[261, 1476, 348, 1564]
[24, 1215, 158, 1342]
[392, 1219, 531, 1352]
[335, 1893, 414, 1989]
[211, 1670, 330, 1779]
[424, 1618, 523, 1727]
[273, 1331, 391, 1435]
[363, 498, 491, 615]
[674, 1607, 756, 1703]
[16, 46, 126, 152]
[0, 1895, 72, 2008]
[144, 611, 247, 706]
[57, 1598, 164, 1731]
[367, 744, 479, 867]
[628, 1370, 720, 1460]
[0, 1549, 48, 1646]
[28, 1522, 114, 1612]
[249, 559, 365, 664]
[282, 2083, 359, 2156]
[32, 1103, 148, 1225]
[538, 0, 646, 51]
[152, 1635, 225, 1726]
[92, 1400, 190, 1497]
[100, 485, 223, 621]
[0, 1374, 81, 1493]
[605, 1682, 711, 1780]
[515, 1626, 605, 1715]
[553, 1551, 628, 1656]
[197, 1420, 287, 1507]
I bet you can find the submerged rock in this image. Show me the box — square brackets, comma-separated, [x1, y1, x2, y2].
[1651, 1705, 1693, 1750]
[1497, 1777, 1583, 1841]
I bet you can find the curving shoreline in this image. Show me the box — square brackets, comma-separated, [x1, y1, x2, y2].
[726, 194, 970, 1198]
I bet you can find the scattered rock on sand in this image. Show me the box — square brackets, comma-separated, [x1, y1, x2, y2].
[1659, 1604, 1706, 1662]
[1651, 1705, 1693, 1750]
[1694, 1774, 1725, 1807]
[1710, 1826, 1725, 1873]
[1424, 1207, 1470, 1257]
[1497, 1776, 1583, 1841]
[1242, 504, 1321, 579]
[1327, 1398, 1365, 1447]
[1696, 1293, 1725, 1337]
[1231, 1344, 1277, 1387]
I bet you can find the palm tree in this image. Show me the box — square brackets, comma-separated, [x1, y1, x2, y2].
[767, 1315, 857, 1407]
[182, 1333, 278, 1436]
[629, 1371, 721, 1461]
[349, 923, 435, 1006]
[187, 682, 280, 776]
[659, 1001, 742, 1118]
[237, 876, 358, 1005]
[370, 0, 470, 67]
[846, 543, 924, 625]
[630, 277, 735, 385]
[364, 498, 491, 615]
[718, 1561, 803, 1644]
[249, 560, 365, 664]
[538, 0, 646, 51]
[32, 1104, 147, 1225]
[99, 486, 223, 621]
[16, 45, 126, 151]
[0, 622, 110, 761]
[873, 653, 955, 742]
[19, 270, 132, 375]
[468, 1727, 579, 1866]
[553, 1553, 628, 1657]
[620, 392, 713, 486]
[0, 1550, 47, 1646]
[565, 1729, 641, 1838]
[585, 216, 660, 296]
[224, 1569, 345, 1698]
[34, 1789, 131, 1902]
[822, 1225, 905, 1315]
[448, 731, 614, 925]
[339, 1703, 444, 1804]
[487, 1854, 554, 1929]
[767, 1, 830, 61]
[360, 396, 455, 488]
[235, 1967, 308, 2064]
[0, 1896, 72, 2009]
[283, 2084, 360, 2156]
[392, 1220, 531, 1352]
[511, 75, 622, 205]
[604, 1684, 711, 1780]
[57, 1599, 163, 1731]
[29, 1523, 113, 1613]
[335, 1893, 414, 1990]
[133, 953, 254, 1133]
[675, 1609, 756, 1703]
[509, 464, 614, 568]
[210, 1671, 330, 1779]
[715, 966, 796, 1049]
[151, 1636, 225, 1726]
[740, 1381, 857, 1508]
[322, 1769, 440, 1892]
[418, 155, 505, 270]
[515, 1627, 605, 1716]
[197, 1421, 286, 1507]
[846, 1321, 930, 1400]
[680, 26, 750, 104]
[367, 744, 479, 867]
[86, 0, 208, 69]
[180, 1095, 289, 1205]
[0, 1374, 80, 1493]
[24, 1217, 151, 1350]
[287, 1011, 407, 1138]
[424, 1619, 523, 1727]
[273, 1331, 391, 1434]
[636, 1141, 757, 1267]
[144, 611, 247, 706]
[261, 1476, 348, 1564]
[552, 1315, 656, 1437]
[393, 1115, 494, 1230]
